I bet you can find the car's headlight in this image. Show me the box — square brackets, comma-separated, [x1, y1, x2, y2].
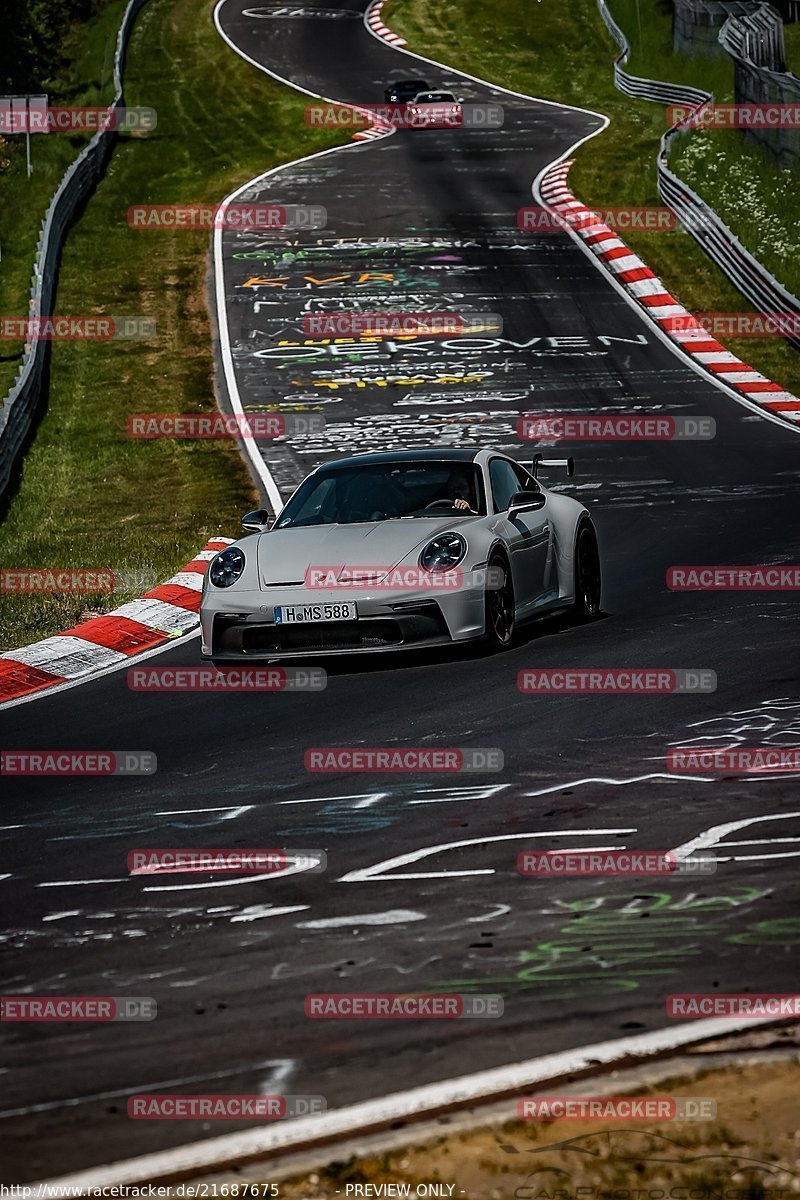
[419, 532, 467, 572]
[208, 547, 246, 588]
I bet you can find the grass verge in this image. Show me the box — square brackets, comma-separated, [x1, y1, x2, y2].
[0, 0, 347, 651]
[0, 0, 129, 401]
[387, 0, 800, 399]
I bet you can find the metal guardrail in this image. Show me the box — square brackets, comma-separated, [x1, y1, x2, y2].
[595, 0, 800, 351]
[720, 4, 800, 168]
[672, 0, 762, 61]
[0, 0, 149, 501]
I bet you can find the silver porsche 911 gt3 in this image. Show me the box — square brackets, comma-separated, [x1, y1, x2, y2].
[200, 449, 601, 661]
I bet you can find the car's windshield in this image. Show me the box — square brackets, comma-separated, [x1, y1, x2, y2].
[415, 92, 455, 103]
[391, 81, 428, 98]
[274, 462, 485, 528]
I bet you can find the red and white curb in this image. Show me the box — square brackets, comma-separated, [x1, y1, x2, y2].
[538, 160, 800, 424]
[365, 0, 406, 47]
[0, 537, 232, 707]
[350, 104, 395, 142]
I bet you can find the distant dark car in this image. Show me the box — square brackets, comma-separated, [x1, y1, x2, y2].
[384, 79, 430, 103]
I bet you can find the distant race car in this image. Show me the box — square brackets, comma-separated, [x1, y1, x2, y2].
[405, 90, 463, 128]
[200, 449, 602, 662]
[383, 78, 430, 103]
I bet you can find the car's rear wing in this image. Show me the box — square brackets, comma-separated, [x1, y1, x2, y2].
[531, 453, 574, 479]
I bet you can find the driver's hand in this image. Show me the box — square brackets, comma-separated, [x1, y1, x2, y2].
[453, 498, 473, 511]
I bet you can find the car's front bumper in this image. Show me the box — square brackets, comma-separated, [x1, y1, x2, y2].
[200, 580, 486, 660]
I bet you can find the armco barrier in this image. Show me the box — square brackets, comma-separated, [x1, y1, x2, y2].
[719, 4, 800, 169]
[596, 0, 800, 351]
[673, 0, 762, 62]
[0, 0, 149, 501]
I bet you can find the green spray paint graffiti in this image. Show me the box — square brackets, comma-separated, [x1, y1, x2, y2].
[436, 888, 774, 998]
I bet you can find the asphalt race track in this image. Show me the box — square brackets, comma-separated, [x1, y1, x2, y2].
[2, 0, 800, 1181]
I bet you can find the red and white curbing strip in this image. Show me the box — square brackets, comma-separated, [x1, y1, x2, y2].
[365, 0, 406, 46]
[0, 537, 233, 706]
[351, 104, 395, 142]
[538, 160, 800, 423]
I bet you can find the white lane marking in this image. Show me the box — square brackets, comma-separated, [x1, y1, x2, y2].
[670, 811, 800, 862]
[339, 831, 635, 882]
[230, 904, 309, 923]
[0, 1059, 296, 1121]
[520, 773, 711, 797]
[155, 805, 255, 817]
[0, 874, 12, 881]
[42, 911, 81, 922]
[466, 903, 511, 922]
[35, 1017, 787, 1187]
[143, 856, 322, 892]
[37, 879, 127, 888]
[297, 909, 426, 929]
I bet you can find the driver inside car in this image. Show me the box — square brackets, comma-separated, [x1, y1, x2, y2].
[440, 468, 479, 514]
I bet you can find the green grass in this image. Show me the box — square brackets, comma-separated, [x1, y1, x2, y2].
[0, 0, 129, 401]
[673, 128, 800, 299]
[387, 0, 800, 399]
[0, 0, 348, 651]
[784, 22, 800, 75]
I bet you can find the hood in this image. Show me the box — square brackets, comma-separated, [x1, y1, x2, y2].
[256, 519, 471, 587]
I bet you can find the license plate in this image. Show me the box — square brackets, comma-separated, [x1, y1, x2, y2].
[274, 602, 358, 624]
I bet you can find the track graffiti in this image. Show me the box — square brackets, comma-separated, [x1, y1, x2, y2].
[436, 888, 775, 997]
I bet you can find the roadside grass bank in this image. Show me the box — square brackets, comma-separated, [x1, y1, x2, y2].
[0, 0, 348, 651]
[785, 23, 800, 74]
[387, 0, 800, 400]
[0, 0, 128, 400]
[275, 1058, 800, 1200]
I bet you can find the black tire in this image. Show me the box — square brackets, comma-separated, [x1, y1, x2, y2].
[573, 520, 602, 621]
[483, 552, 516, 650]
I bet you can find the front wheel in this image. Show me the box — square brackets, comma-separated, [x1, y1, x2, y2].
[573, 521, 602, 621]
[483, 553, 516, 650]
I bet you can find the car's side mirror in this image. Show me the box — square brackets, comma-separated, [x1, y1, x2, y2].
[507, 490, 546, 520]
[241, 508, 272, 532]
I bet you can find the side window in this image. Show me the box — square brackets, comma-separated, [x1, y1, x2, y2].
[489, 459, 523, 513]
[511, 461, 538, 492]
